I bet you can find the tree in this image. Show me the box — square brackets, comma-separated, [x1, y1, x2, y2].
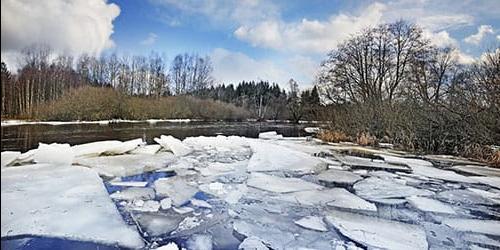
[288, 79, 303, 123]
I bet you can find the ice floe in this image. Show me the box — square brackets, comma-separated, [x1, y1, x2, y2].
[154, 177, 198, 206]
[336, 155, 411, 172]
[133, 212, 183, 236]
[354, 177, 433, 204]
[1, 164, 144, 248]
[470, 176, 500, 189]
[452, 164, 500, 177]
[186, 234, 213, 250]
[325, 210, 428, 250]
[1, 151, 20, 167]
[258, 131, 283, 139]
[129, 144, 162, 155]
[154, 135, 192, 156]
[34, 143, 74, 165]
[247, 172, 322, 193]
[110, 187, 155, 200]
[317, 169, 362, 186]
[443, 218, 500, 236]
[406, 196, 456, 214]
[276, 189, 376, 212]
[238, 236, 268, 250]
[294, 216, 328, 232]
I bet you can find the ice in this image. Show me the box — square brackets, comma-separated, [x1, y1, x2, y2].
[437, 189, 497, 206]
[470, 176, 500, 189]
[186, 234, 213, 250]
[75, 152, 175, 177]
[467, 188, 500, 204]
[130, 200, 160, 212]
[336, 155, 411, 172]
[104, 138, 143, 155]
[443, 218, 500, 236]
[258, 131, 284, 139]
[183, 135, 249, 152]
[71, 140, 123, 157]
[233, 220, 295, 249]
[34, 143, 74, 165]
[109, 181, 148, 187]
[317, 169, 363, 186]
[325, 210, 428, 250]
[129, 144, 162, 155]
[154, 177, 199, 206]
[294, 216, 328, 232]
[1, 151, 20, 167]
[191, 198, 212, 208]
[409, 164, 477, 183]
[173, 206, 194, 214]
[160, 198, 173, 210]
[354, 177, 433, 203]
[378, 154, 433, 167]
[199, 182, 248, 204]
[133, 212, 183, 236]
[406, 196, 456, 214]
[304, 127, 320, 133]
[247, 141, 326, 174]
[238, 236, 268, 250]
[110, 187, 155, 200]
[15, 148, 37, 164]
[176, 216, 202, 231]
[463, 233, 500, 249]
[1, 164, 144, 249]
[275, 188, 377, 211]
[154, 135, 193, 156]
[452, 165, 500, 177]
[198, 162, 237, 176]
[247, 172, 323, 193]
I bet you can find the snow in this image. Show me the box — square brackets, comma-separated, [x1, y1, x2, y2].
[109, 181, 148, 187]
[317, 169, 362, 186]
[154, 177, 199, 206]
[325, 210, 428, 250]
[173, 206, 194, 214]
[258, 131, 283, 139]
[198, 182, 248, 204]
[16, 149, 37, 164]
[75, 152, 175, 177]
[109, 187, 155, 200]
[406, 196, 456, 214]
[247, 140, 326, 174]
[129, 144, 162, 155]
[452, 165, 500, 177]
[34, 143, 74, 165]
[294, 216, 328, 232]
[443, 218, 500, 236]
[354, 177, 433, 203]
[1, 151, 20, 167]
[154, 135, 192, 156]
[238, 236, 268, 250]
[247, 172, 323, 193]
[1, 164, 144, 249]
[186, 234, 213, 250]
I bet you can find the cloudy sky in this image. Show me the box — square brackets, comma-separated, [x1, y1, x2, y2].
[1, 0, 499, 88]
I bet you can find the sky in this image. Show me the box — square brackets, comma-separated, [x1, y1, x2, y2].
[1, 0, 499, 89]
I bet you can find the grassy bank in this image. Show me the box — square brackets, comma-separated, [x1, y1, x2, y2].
[32, 86, 250, 121]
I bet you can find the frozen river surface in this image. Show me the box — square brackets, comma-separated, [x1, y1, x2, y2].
[2, 132, 500, 250]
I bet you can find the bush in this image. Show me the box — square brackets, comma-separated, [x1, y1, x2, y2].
[317, 130, 350, 143]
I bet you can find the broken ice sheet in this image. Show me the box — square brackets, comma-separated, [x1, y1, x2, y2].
[154, 135, 192, 156]
[354, 176, 433, 203]
[154, 176, 199, 206]
[336, 155, 411, 172]
[110, 187, 155, 200]
[294, 216, 328, 232]
[1, 151, 20, 167]
[247, 172, 323, 193]
[406, 196, 456, 214]
[1, 164, 144, 249]
[317, 169, 363, 186]
[75, 152, 175, 177]
[325, 210, 428, 250]
[247, 140, 326, 174]
[443, 218, 500, 236]
[133, 212, 183, 237]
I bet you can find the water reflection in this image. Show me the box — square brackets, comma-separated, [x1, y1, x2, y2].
[1, 121, 316, 152]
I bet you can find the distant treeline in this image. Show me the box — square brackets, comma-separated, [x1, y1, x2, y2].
[0, 46, 320, 121]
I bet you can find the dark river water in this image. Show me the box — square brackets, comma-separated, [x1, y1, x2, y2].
[1, 121, 319, 152]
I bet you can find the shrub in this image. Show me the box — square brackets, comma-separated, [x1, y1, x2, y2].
[317, 130, 350, 143]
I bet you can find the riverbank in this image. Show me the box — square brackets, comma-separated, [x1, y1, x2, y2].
[2, 133, 499, 249]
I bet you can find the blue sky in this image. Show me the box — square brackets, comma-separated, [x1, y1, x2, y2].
[2, 0, 499, 89]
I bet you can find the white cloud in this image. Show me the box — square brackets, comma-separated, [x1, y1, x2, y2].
[234, 2, 386, 54]
[1, 0, 120, 58]
[464, 25, 495, 45]
[422, 30, 458, 48]
[497, 35, 500, 41]
[141, 33, 158, 45]
[210, 48, 289, 86]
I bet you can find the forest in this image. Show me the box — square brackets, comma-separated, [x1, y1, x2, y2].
[1, 20, 499, 162]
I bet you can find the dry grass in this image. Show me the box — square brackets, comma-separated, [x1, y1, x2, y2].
[356, 132, 377, 146]
[317, 130, 351, 143]
[461, 143, 500, 168]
